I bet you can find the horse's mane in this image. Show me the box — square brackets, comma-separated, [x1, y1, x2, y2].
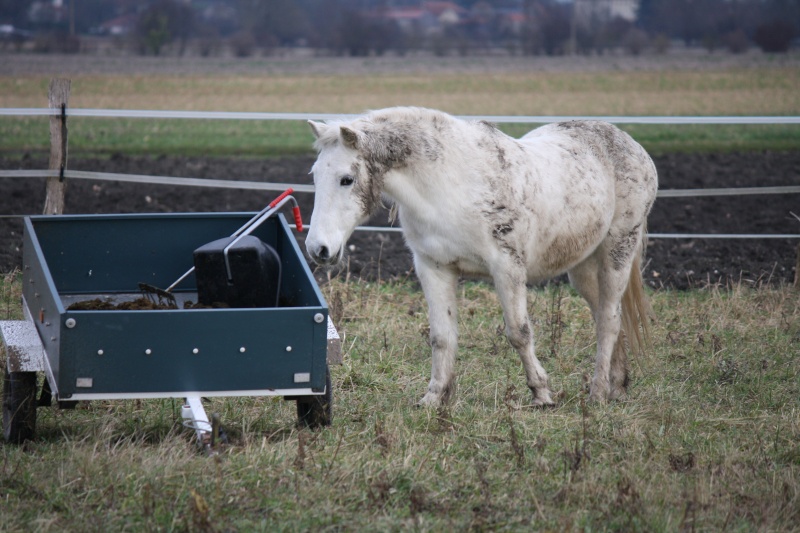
[313, 107, 455, 151]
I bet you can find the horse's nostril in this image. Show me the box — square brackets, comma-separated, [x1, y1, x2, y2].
[318, 246, 329, 261]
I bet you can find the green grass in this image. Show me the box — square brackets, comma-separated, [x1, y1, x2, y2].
[2, 274, 798, 531]
[0, 117, 316, 158]
[2, 117, 798, 159]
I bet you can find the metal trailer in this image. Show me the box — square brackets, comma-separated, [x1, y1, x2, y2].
[1, 212, 339, 450]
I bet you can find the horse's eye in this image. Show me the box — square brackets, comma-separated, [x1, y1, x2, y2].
[340, 175, 355, 187]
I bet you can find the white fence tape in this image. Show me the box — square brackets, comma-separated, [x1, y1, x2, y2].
[3, 107, 800, 124]
[0, 169, 314, 193]
[656, 186, 800, 197]
[1, 169, 798, 198]
[1, 169, 797, 240]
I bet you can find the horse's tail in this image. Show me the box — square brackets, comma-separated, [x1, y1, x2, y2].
[620, 236, 653, 355]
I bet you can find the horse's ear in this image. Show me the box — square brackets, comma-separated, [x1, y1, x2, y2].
[308, 120, 327, 139]
[340, 126, 361, 150]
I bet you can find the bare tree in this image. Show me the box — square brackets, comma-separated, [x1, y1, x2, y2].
[135, 0, 194, 56]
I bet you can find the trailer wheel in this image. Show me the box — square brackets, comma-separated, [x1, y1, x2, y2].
[296, 367, 332, 428]
[2, 368, 38, 444]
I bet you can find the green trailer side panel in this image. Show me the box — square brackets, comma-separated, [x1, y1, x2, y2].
[59, 308, 324, 396]
[22, 213, 329, 399]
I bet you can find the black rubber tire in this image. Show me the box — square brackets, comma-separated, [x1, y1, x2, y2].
[296, 367, 332, 429]
[2, 368, 38, 444]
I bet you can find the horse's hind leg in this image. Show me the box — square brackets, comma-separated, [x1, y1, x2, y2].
[608, 341, 629, 400]
[415, 255, 459, 407]
[569, 253, 631, 402]
[492, 264, 554, 407]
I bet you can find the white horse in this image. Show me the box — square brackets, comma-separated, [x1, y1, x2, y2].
[306, 107, 657, 406]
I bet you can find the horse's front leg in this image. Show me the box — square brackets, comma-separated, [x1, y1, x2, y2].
[492, 265, 555, 407]
[415, 255, 459, 407]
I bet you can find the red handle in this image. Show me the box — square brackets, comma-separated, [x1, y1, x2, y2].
[269, 188, 294, 208]
[293, 206, 304, 232]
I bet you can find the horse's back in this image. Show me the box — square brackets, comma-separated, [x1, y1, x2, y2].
[520, 120, 657, 214]
[511, 121, 657, 277]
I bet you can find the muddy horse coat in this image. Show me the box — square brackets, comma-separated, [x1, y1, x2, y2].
[306, 107, 657, 406]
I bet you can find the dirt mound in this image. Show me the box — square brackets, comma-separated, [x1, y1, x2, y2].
[1, 151, 798, 289]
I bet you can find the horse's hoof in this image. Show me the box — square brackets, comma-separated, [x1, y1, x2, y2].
[417, 392, 442, 408]
[588, 378, 613, 403]
[530, 388, 556, 408]
[608, 387, 628, 401]
[587, 389, 609, 404]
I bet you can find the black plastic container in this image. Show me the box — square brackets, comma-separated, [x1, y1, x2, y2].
[193, 235, 281, 308]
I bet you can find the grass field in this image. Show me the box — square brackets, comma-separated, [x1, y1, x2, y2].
[1, 55, 799, 531]
[2, 65, 799, 157]
[1, 274, 798, 531]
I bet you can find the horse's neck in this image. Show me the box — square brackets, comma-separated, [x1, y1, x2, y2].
[383, 167, 425, 212]
[383, 158, 463, 230]
[380, 111, 469, 220]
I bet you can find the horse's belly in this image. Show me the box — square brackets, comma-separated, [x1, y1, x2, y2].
[526, 219, 608, 279]
[524, 190, 614, 278]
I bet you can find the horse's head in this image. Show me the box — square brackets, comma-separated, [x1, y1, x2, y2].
[305, 119, 386, 266]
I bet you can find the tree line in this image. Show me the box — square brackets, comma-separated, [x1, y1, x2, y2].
[1, 0, 797, 56]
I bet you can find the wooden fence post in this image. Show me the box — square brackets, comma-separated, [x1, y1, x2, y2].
[43, 78, 71, 215]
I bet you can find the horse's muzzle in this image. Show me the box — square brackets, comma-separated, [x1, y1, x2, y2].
[307, 243, 341, 266]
